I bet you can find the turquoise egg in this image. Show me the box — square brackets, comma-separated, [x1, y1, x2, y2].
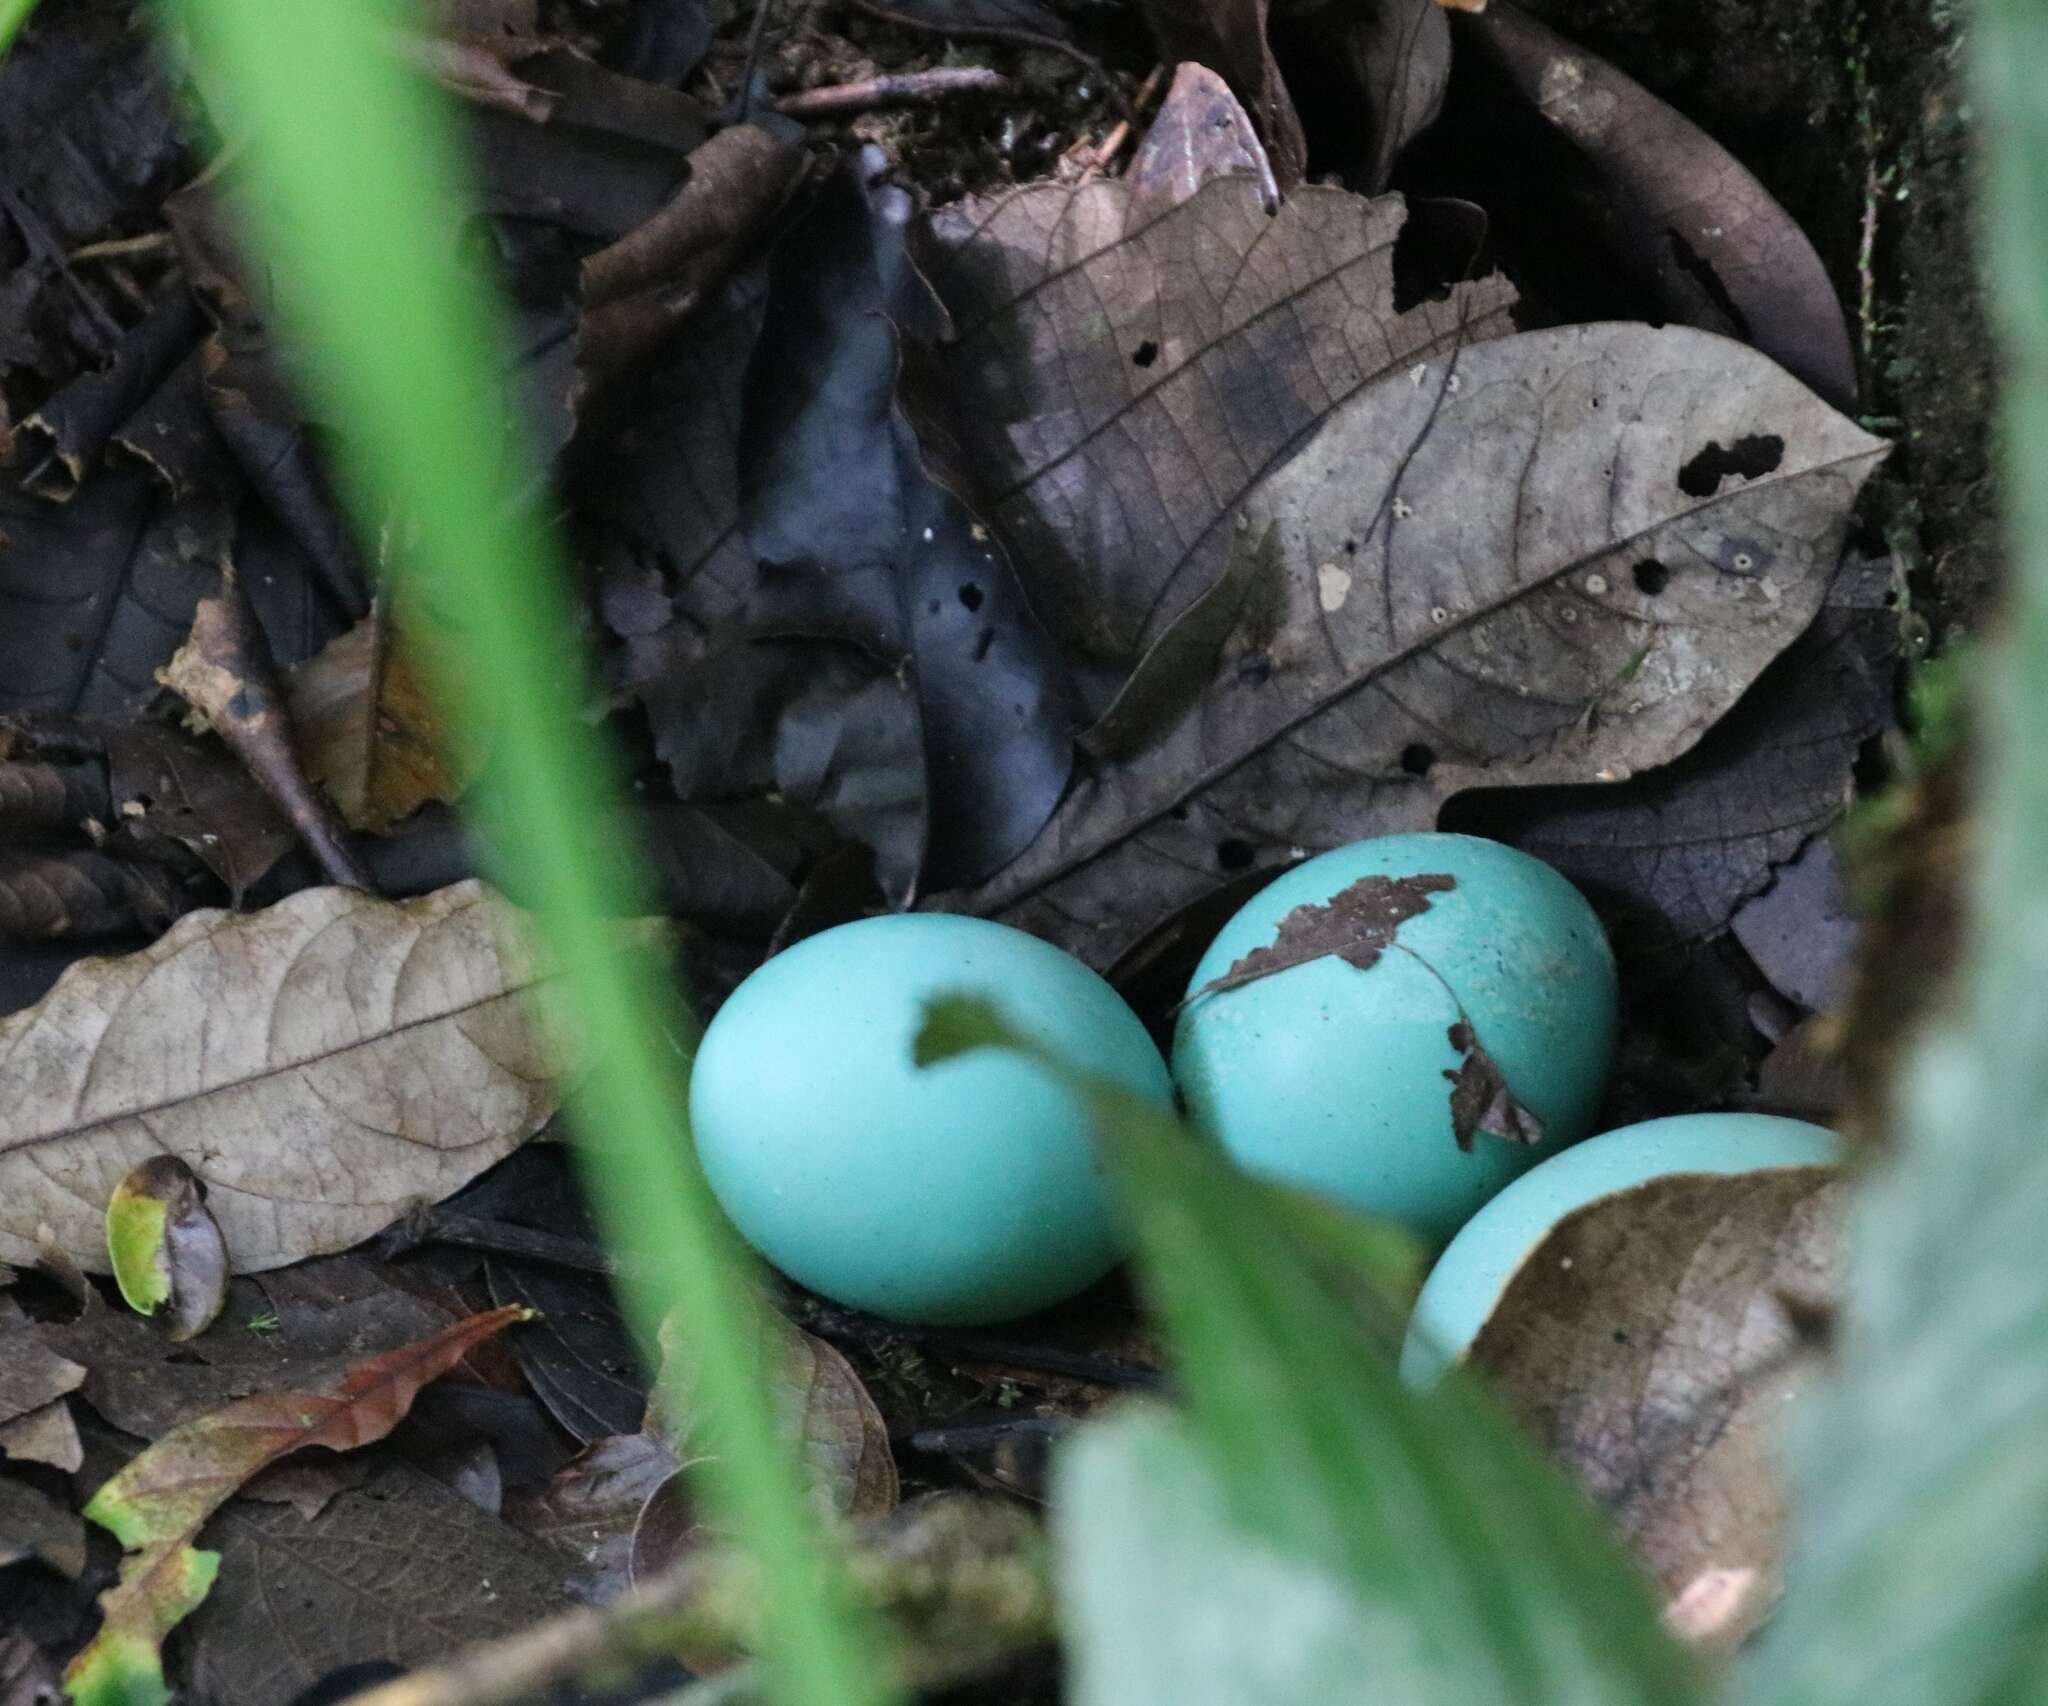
[689, 913, 1172, 1325]
[1400, 1112, 1840, 1387]
[1172, 833, 1617, 1245]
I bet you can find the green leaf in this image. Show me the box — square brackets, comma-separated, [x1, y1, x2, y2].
[919, 1003, 1700, 1704]
[1057, 1408, 1386, 1706]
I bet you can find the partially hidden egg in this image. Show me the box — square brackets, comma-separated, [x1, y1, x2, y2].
[1399, 1112, 1840, 1387]
[1172, 833, 1619, 1244]
[689, 913, 1172, 1325]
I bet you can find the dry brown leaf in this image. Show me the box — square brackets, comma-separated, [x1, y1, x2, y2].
[1463, 3, 1855, 411]
[0, 881, 561, 1273]
[636, 1314, 899, 1591]
[184, 1462, 571, 1706]
[927, 171, 1884, 966]
[0, 1400, 83, 1471]
[66, 1306, 530, 1706]
[161, 581, 370, 889]
[0, 1311, 86, 1427]
[1468, 1166, 1844, 1653]
[0, 1476, 88, 1577]
[287, 608, 472, 834]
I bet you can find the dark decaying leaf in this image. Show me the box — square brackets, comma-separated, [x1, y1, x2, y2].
[602, 0, 717, 88]
[488, 1258, 649, 1444]
[105, 723, 297, 901]
[0, 1478, 87, 1578]
[1460, 4, 1857, 413]
[1189, 871, 1455, 999]
[0, 1399, 84, 1472]
[1730, 834, 1858, 1013]
[106, 1156, 229, 1344]
[0, 1, 186, 402]
[1278, 0, 1450, 192]
[0, 756, 109, 839]
[1468, 1166, 1844, 1653]
[0, 1311, 86, 1430]
[1443, 1021, 1547, 1151]
[740, 153, 1076, 890]
[0, 849, 188, 941]
[1128, 0, 1307, 188]
[927, 172, 1509, 703]
[183, 1462, 571, 1706]
[0, 468, 218, 719]
[576, 120, 805, 409]
[1123, 64, 1278, 219]
[591, 262, 940, 902]
[1445, 552, 1896, 984]
[930, 162, 1884, 967]
[20, 293, 206, 501]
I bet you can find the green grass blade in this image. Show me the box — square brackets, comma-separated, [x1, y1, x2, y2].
[1736, 7, 2048, 1703]
[0, 0, 39, 55]
[160, 5, 897, 1704]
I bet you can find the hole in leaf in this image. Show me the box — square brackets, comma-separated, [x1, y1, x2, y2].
[1216, 838, 1257, 872]
[1677, 434, 1784, 497]
[1632, 559, 1670, 595]
[957, 583, 984, 611]
[1168, 803, 1191, 822]
[1400, 743, 1435, 778]
[1131, 340, 1159, 368]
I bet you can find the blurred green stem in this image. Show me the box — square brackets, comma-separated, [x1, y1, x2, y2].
[162, 4, 896, 1704]
[0, 0, 40, 54]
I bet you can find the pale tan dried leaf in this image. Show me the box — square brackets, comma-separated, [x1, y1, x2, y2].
[927, 166, 1883, 965]
[0, 881, 559, 1272]
[1469, 1166, 1844, 1653]
[287, 609, 472, 833]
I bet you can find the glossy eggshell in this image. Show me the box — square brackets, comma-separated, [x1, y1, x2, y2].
[1399, 1112, 1840, 1387]
[689, 913, 1172, 1325]
[1172, 833, 1618, 1244]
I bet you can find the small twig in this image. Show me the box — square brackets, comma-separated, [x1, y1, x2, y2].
[908, 1416, 1069, 1457]
[382, 1208, 617, 1275]
[777, 66, 1009, 117]
[67, 230, 175, 265]
[340, 1498, 1052, 1706]
[1076, 62, 1166, 176]
[847, 0, 1130, 123]
[801, 1299, 1165, 1392]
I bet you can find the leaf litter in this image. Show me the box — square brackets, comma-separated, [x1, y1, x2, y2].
[0, 0, 1911, 1694]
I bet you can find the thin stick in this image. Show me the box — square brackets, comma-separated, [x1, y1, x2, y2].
[67, 231, 176, 265]
[1077, 62, 1165, 176]
[341, 1501, 1052, 1706]
[778, 67, 1008, 117]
